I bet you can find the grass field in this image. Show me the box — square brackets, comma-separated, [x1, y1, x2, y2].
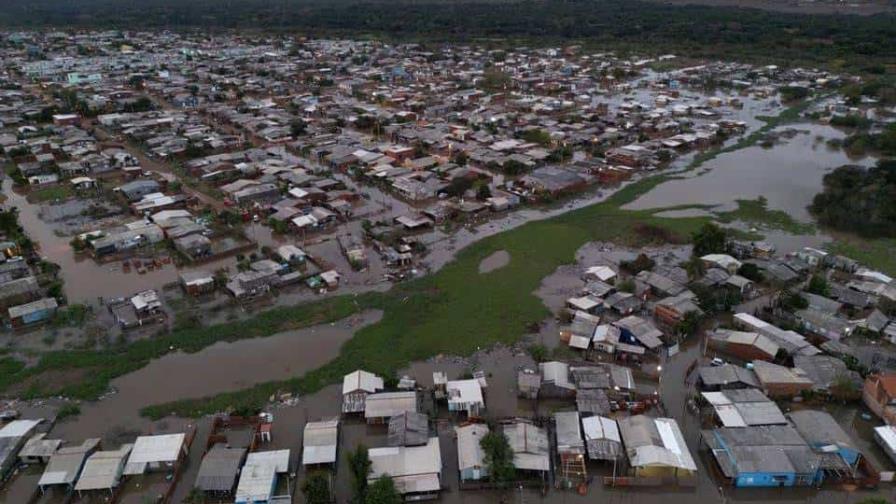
[828, 236, 896, 277]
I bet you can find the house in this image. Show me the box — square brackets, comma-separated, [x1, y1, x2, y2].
[446, 379, 485, 417]
[701, 254, 742, 274]
[613, 316, 664, 351]
[117, 179, 161, 201]
[603, 291, 642, 315]
[733, 313, 820, 357]
[697, 364, 760, 391]
[342, 370, 384, 414]
[7, 297, 58, 328]
[194, 444, 246, 496]
[703, 426, 822, 487]
[74, 444, 134, 497]
[18, 433, 62, 464]
[503, 420, 550, 477]
[180, 270, 215, 296]
[707, 329, 779, 362]
[123, 433, 187, 475]
[38, 438, 100, 492]
[654, 294, 703, 326]
[582, 416, 623, 462]
[873, 425, 896, 465]
[234, 450, 291, 504]
[368, 437, 442, 499]
[539, 361, 576, 398]
[751, 361, 814, 398]
[584, 265, 617, 284]
[554, 411, 586, 483]
[364, 391, 418, 424]
[700, 389, 787, 428]
[388, 412, 429, 447]
[456, 424, 490, 482]
[789, 410, 861, 469]
[863, 373, 896, 425]
[618, 416, 697, 479]
[0, 419, 43, 480]
[793, 355, 861, 394]
[302, 419, 339, 467]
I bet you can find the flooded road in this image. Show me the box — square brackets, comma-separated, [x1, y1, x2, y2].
[626, 123, 873, 221]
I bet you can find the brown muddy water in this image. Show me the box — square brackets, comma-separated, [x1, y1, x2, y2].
[1, 178, 240, 305]
[48, 310, 381, 442]
[478, 250, 511, 274]
[626, 123, 875, 221]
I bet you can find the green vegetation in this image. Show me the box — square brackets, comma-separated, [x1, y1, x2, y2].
[28, 184, 73, 203]
[829, 114, 872, 130]
[301, 472, 332, 504]
[827, 237, 896, 277]
[3, 0, 895, 74]
[716, 197, 815, 235]
[56, 403, 81, 420]
[807, 274, 831, 297]
[365, 477, 402, 504]
[348, 444, 372, 504]
[841, 123, 896, 157]
[691, 222, 727, 257]
[481, 430, 516, 486]
[810, 160, 896, 238]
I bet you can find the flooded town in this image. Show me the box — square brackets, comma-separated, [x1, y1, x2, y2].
[0, 28, 895, 504]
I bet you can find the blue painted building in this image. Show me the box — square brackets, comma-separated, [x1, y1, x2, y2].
[703, 425, 823, 488]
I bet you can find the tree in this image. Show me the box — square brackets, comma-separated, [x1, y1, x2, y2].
[620, 253, 655, 275]
[302, 472, 332, 504]
[806, 274, 830, 297]
[365, 476, 401, 504]
[684, 255, 706, 280]
[480, 430, 515, 486]
[737, 263, 763, 282]
[674, 310, 703, 339]
[691, 223, 727, 257]
[476, 183, 492, 201]
[348, 445, 371, 503]
[290, 119, 307, 137]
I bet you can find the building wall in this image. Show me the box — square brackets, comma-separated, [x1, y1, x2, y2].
[735, 472, 796, 487]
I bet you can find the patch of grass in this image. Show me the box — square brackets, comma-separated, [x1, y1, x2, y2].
[27, 184, 72, 203]
[56, 403, 81, 421]
[0, 357, 26, 391]
[715, 197, 816, 235]
[827, 237, 896, 277]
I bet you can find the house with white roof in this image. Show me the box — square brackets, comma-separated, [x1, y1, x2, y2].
[235, 449, 291, 504]
[446, 379, 485, 417]
[342, 369, 384, 414]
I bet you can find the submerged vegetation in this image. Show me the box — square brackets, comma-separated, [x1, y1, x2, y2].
[716, 197, 816, 235]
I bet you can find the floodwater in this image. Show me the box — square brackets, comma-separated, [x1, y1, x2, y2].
[50, 310, 382, 442]
[625, 123, 874, 222]
[0, 177, 239, 304]
[478, 249, 510, 274]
